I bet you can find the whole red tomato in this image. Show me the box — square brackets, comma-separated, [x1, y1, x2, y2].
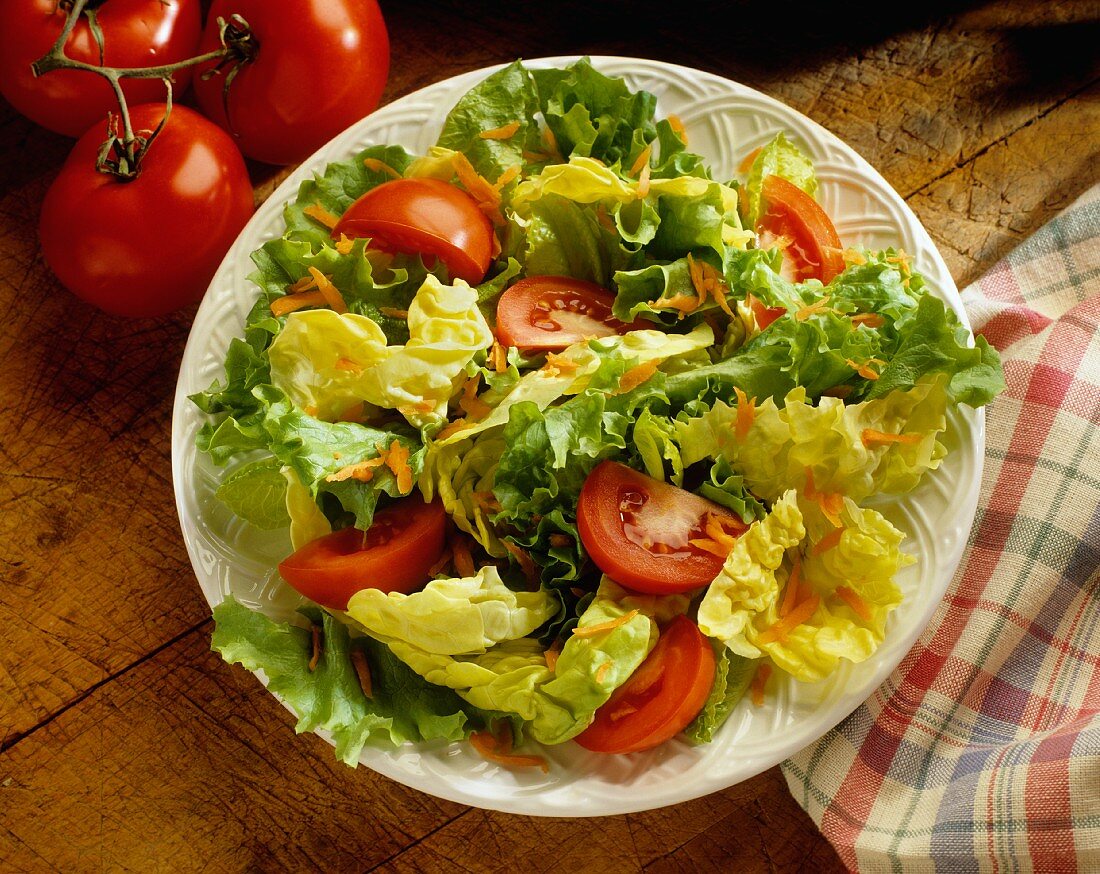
[193, 0, 390, 165]
[39, 104, 254, 317]
[0, 0, 202, 138]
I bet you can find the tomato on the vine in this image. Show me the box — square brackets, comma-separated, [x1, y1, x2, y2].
[193, 0, 390, 165]
[575, 616, 716, 754]
[756, 175, 845, 284]
[278, 498, 447, 610]
[0, 0, 201, 138]
[495, 276, 648, 352]
[38, 103, 253, 317]
[577, 461, 747, 595]
[333, 178, 494, 285]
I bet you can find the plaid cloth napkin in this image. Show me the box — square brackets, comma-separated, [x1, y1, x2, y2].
[782, 185, 1100, 871]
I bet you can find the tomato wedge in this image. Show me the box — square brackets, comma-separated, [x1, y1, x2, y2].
[747, 294, 787, 331]
[576, 461, 747, 595]
[278, 498, 446, 610]
[332, 178, 493, 284]
[575, 616, 716, 754]
[495, 276, 647, 352]
[756, 175, 845, 284]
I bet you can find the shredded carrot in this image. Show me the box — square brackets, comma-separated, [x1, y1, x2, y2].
[667, 113, 687, 144]
[544, 644, 561, 672]
[333, 452, 342, 460]
[398, 401, 434, 417]
[845, 357, 884, 381]
[595, 662, 611, 684]
[351, 648, 373, 698]
[451, 152, 501, 207]
[850, 312, 885, 329]
[334, 357, 363, 373]
[459, 376, 492, 420]
[477, 199, 507, 227]
[618, 360, 658, 393]
[733, 386, 755, 442]
[636, 161, 652, 199]
[491, 230, 502, 259]
[629, 144, 653, 178]
[705, 513, 743, 551]
[427, 546, 453, 577]
[549, 534, 572, 549]
[688, 537, 729, 558]
[751, 663, 772, 706]
[779, 554, 802, 619]
[490, 339, 508, 373]
[334, 233, 355, 256]
[795, 295, 832, 321]
[304, 405, 319, 417]
[861, 428, 922, 448]
[479, 120, 521, 140]
[651, 293, 701, 318]
[701, 261, 735, 316]
[738, 146, 763, 174]
[821, 385, 853, 399]
[886, 250, 912, 278]
[757, 595, 821, 645]
[522, 149, 550, 163]
[569, 586, 586, 599]
[363, 157, 402, 179]
[326, 455, 386, 483]
[609, 701, 640, 722]
[307, 267, 348, 314]
[572, 609, 640, 638]
[595, 203, 618, 234]
[813, 527, 845, 556]
[503, 540, 539, 588]
[495, 164, 521, 188]
[835, 586, 873, 621]
[308, 624, 323, 672]
[450, 533, 476, 577]
[469, 726, 549, 773]
[472, 490, 502, 514]
[384, 439, 413, 494]
[288, 274, 319, 293]
[541, 126, 562, 161]
[842, 248, 867, 266]
[542, 351, 580, 375]
[337, 403, 364, 424]
[270, 289, 326, 316]
[436, 418, 469, 440]
[303, 202, 339, 230]
[378, 306, 409, 319]
[687, 253, 708, 309]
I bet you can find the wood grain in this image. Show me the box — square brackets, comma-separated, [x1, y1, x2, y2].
[0, 0, 1095, 870]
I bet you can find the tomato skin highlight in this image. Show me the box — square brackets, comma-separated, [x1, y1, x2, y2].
[756, 175, 845, 284]
[193, 0, 390, 165]
[0, 0, 202, 138]
[332, 178, 493, 284]
[279, 498, 447, 611]
[576, 461, 746, 595]
[38, 103, 253, 317]
[576, 616, 716, 754]
[495, 276, 647, 352]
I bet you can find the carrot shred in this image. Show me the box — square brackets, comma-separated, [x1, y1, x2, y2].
[779, 554, 802, 619]
[595, 203, 618, 234]
[307, 267, 348, 314]
[288, 274, 319, 293]
[334, 357, 363, 373]
[757, 595, 821, 645]
[308, 624, 323, 672]
[363, 157, 402, 179]
[595, 662, 611, 684]
[651, 293, 701, 318]
[667, 114, 687, 144]
[436, 418, 469, 440]
[450, 533, 476, 578]
[618, 360, 658, 393]
[495, 164, 522, 188]
[303, 203, 339, 230]
[813, 527, 845, 556]
[636, 162, 652, 199]
[738, 146, 763, 174]
[270, 289, 326, 316]
[687, 253, 708, 309]
[490, 339, 508, 373]
[835, 586, 873, 621]
[544, 644, 561, 672]
[378, 306, 409, 319]
[850, 312, 885, 329]
[541, 127, 563, 161]
[503, 540, 539, 588]
[384, 439, 413, 494]
[572, 609, 640, 638]
[861, 428, 922, 448]
[842, 248, 868, 266]
[479, 120, 522, 140]
[795, 295, 832, 321]
[542, 351, 580, 375]
[472, 490, 502, 514]
[333, 233, 355, 256]
[701, 261, 735, 316]
[846, 357, 883, 381]
[452, 152, 501, 207]
[459, 376, 492, 420]
[427, 546, 453, 577]
[469, 726, 549, 773]
[688, 538, 729, 558]
[326, 455, 386, 483]
[705, 513, 743, 551]
[629, 144, 653, 178]
[548, 533, 572, 549]
[609, 701, 640, 723]
[733, 386, 755, 442]
[751, 663, 772, 706]
[351, 648, 373, 698]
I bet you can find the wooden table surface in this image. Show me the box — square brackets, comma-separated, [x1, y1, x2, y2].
[2, 1, 1096, 870]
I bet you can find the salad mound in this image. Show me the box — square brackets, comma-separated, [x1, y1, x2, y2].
[193, 59, 1004, 767]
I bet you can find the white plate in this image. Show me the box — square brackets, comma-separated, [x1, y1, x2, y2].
[172, 56, 983, 817]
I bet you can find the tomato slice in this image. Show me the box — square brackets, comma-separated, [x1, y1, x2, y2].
[756, 175, 845, 284]
[278, 498, 446, 610]
[576, 461, 747, 595]
[747, 293, 787, 330]
[495, 276, 648, 352]
[575, 616, 716, 754]
[332, 178, 493, 285]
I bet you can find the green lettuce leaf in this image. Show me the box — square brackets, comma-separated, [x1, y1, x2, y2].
[743, 133, 817, 227]
[685, 645, 759, 745]
[211, 597, 491, 764]
[215, 457, 290, 530]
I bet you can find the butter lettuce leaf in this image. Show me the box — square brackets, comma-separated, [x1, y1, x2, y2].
[685, 646, 759, 745]
[215, 457, 290, 530]
[743, 133, 817, 227]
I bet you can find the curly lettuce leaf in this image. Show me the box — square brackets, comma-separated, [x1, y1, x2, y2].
[685, 645, 759, 745]
[211, 597, 491, 764]
[215, 457, 290, 530]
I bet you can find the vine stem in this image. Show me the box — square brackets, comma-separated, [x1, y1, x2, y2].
[30, 0, 251, 178]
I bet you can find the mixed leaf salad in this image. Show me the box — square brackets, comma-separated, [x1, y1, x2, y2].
[193, 59, 1004, 768]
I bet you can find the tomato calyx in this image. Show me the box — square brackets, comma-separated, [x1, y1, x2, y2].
[197, 15, 259, 136]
